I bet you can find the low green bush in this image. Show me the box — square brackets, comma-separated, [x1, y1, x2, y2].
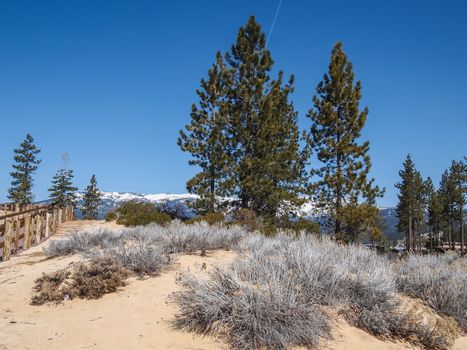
[186, 212, 225, 226]
[282, 218, 320, 236]
[114, 201, 172, 227]
[105, 210, 117, 222]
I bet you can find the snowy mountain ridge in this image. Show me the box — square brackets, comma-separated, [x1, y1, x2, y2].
[73, 191, 401, 240]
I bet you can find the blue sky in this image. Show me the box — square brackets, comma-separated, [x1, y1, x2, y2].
[0, 0, 465, 207]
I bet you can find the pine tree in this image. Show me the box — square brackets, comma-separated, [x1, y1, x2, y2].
[48, 169, 78, 207]
[306, 42, 384, 239]
[339, 203, 383, 243]
[425, 177, 442, 252]
[81, 175, 101, 220]
[395, 155, 425, 252]
[438, 166, 458, 250]
[179, 16, 307, 220]
[226, 16, 306, 219]
[8, 133, 41, 204]
[448, 159, 466, 255]
[178, 52, 234, 214]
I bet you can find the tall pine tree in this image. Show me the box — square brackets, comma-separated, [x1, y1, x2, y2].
[425, 177, 442, 252]
[179, 16, 307, 220]
[226, 16, 306, 219]
[178, 52, 234, 213]
[395, 155, 425, 252]
[438, 167, 457, 250]
[8, 134, 41, 204]
[306, 42, 383, 239]
[48, 169, 78, 207]
[81, 175, 102, 220]
[448, 159, 466, 255]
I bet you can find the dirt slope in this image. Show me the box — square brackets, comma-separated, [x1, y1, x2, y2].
[0, 220, 465, 350]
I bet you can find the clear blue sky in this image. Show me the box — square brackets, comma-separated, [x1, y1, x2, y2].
[0, 0, 466, 207]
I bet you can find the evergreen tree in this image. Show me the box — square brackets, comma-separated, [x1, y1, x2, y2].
[81, 175, 101, 220]
[48, 169, 78, 207]
[179, 16, 307, 219]
[438, 167, 457, 250]
[178, 52, 234, 214]
[306, 42, 383, 239]
[339, 203, 383, 243]
[226, 16, 307, 219]
[8, 133, 41, 204]
[425, 177, 442, 252]
[395, 155, 425, 252]
[449, 159, 466, 255]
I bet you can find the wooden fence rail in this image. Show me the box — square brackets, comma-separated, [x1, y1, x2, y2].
[0, 205, 74, 261]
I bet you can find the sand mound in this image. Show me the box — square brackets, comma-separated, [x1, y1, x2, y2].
[0, 220, 465, 350]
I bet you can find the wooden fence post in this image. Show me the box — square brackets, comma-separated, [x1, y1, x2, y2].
[45, 212, 50, 238]
[23, 214, 32, 250]
[14, 219, 20, 254]
[35, 215, 42, 244]
[3, 220, 13, 261]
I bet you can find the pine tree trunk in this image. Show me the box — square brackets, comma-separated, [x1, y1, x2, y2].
[209, 168, 215, 213]
[408, 214, 413, 252]
[429, 225, 433, 254]
[450, 219, 455, 250]
[460, 216, 464, 257]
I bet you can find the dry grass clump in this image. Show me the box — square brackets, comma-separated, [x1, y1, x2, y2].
[394, 252, 467, 330]
[172, 233, 457, 349]
[107, 235, 172, 275]
[45, 221, 248, 259]
[31, 269, 71, 305]
[31, 257, 129, 305]
[172, 266, 331, 349]
[351, 304, 458, 349]
[44, 229, 123, 257]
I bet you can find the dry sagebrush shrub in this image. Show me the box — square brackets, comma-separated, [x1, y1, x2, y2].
[172, 233, 457, 349]
[44, 229, 123, 257]
[31, 269, 71, 305]
[31, 257, 129, 305]
[42, 221, 463, 348]
[172, 266, 331, 350]
[394, 252, 467, 330]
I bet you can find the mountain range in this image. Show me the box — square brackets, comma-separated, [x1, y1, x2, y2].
[74, 191, 403, 241]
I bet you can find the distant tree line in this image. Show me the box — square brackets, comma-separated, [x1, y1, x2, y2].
[396, 155, 466, 255]
[5, 133, 102, 219]
[179, 16, 383, 242]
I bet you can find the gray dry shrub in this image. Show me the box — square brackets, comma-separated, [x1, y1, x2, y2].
[395, 253, 467, 330]
[42, 221, 461, 348]
[172, 233, 455, 349]
[108, 236, 172, 275]
[172, 265, 331, 350]
[44, 229, 123, 257]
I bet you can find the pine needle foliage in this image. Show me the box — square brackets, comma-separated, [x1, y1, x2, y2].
[81, 175, 102, 220]
[306, 42, 383, 238]
[48, 168, 78, 207]
[178, 52, 235, 214]
[395, 155, 426, 252]
[8, 133, 41, 204]
[179, 16, 307, 220]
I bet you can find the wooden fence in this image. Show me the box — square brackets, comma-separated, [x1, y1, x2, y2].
[0, 204, 74, 261]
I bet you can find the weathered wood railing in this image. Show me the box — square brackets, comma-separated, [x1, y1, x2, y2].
[0, 204, 74, 261]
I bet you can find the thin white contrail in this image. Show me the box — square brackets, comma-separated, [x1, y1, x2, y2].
[266, 0, 282, 47]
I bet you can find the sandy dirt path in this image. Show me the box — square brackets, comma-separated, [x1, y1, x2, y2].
[0, 220, 465, 350]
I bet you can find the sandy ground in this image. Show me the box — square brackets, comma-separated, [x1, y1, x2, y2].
[0, 220, 466, 350]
